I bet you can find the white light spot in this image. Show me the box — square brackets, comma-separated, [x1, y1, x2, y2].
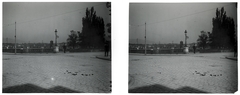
[51, 78, 54, 81]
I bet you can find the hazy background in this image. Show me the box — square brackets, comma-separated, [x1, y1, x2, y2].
[2, 2, 110, 43]
[129, 3, 237, 44]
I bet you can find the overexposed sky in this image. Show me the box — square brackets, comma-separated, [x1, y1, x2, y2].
[3, 2, 110, 43]
[129, 3, 237, 44]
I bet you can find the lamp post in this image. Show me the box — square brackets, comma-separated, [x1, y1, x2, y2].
[15, 21, 16, 54]
[55, 29, 58, 46]
[184, 30, 187, 47]
[184, 30, 189, 54]
[144, 22, 146, 55]
[54, 29, 59, 53]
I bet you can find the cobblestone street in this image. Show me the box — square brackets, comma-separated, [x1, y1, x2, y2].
[3, 52, 111, 93]
[129, 53, 237, 93]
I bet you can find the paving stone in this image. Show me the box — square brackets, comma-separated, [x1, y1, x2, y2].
[129, 53, 237, 93]
[3, 52, 111, 93]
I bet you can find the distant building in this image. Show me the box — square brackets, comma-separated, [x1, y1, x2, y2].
[50, 40, 54, 49]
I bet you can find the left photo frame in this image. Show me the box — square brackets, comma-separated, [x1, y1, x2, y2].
[2, 2, 111, 93]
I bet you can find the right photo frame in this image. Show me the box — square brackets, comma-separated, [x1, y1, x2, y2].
[129, 3, 237, 93]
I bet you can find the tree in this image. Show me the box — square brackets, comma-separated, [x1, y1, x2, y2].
[210, 7, 236, 49]
[197, 31, 209, 49]
[67, 30, 78, 49]
[77, 31, 83, 45]
[81, 7, 105, 48]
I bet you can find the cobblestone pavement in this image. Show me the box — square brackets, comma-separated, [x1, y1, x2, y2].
[3, 52, 111, 93]
[129, 53, 237, 93]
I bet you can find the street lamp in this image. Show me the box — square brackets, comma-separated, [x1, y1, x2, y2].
[184, 30, 189, 54]
[15, 21, 16, 54]
[145, 22, 146, 55]
[55, 29, 58, 46]
[54, 29, 59, 53]
[184, 30, 187, 47]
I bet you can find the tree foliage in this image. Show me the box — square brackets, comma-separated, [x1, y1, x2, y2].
[210, 7, 236, 49]
[77, 31, 83, 45]
[67, 30, 78, 49]
[197, 31, 210, 49]
[81, 7, 105, 48]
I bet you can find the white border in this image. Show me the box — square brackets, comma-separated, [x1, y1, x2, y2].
[1, 0, 239, 95]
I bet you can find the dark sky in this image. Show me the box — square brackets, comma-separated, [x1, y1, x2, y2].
[3, 2, 110, 43]
[129, 3, 237, 44]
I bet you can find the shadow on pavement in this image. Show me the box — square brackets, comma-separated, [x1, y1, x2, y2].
[3, 83, 82, 93]
[95, 56, 111, 61]
[225, 57, 237, 61]
[129, 53, 189, 56]
[129, 84, 208, 93]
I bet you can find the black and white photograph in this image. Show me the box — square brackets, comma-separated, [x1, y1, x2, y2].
[129, 3, 237, 93]
[2, 2, 111, 93]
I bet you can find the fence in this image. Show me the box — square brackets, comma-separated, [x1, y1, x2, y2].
[129, 48, 232, 54]
[199, 49, 233, 53]
[3, 48, 54, 53]
[3, 48, 105, 53]
[129, 48, 185, 54]
[68, 49, 104, 52]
